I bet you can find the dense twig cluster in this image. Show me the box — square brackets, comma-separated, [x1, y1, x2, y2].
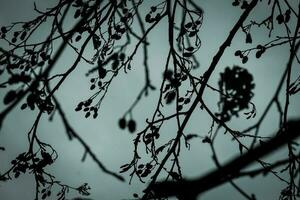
[0, 0, 300, 200]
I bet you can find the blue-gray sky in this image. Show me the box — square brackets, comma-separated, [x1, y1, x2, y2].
[1, 0, 300, 200]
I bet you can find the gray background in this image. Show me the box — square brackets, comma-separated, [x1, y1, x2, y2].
[1, 0, 300, 199]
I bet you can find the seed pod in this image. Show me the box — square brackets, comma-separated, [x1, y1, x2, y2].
[118, 118, 126, 129]
[128, 119, 136, 133]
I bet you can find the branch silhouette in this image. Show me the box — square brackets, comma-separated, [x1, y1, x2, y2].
[1, 0, 300, 199]
[146, 119, 300, 199]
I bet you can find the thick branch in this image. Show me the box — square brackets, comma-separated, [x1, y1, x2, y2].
[149, 119, 300, 199]
[144, 0, 259, 194]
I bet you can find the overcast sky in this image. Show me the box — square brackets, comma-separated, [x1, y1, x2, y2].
[1, 0, 300, 200]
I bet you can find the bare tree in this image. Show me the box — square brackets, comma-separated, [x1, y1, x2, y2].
[0, 0, 300, 199]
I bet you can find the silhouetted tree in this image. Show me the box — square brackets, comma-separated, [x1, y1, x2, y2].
[0, 0, 300, 199]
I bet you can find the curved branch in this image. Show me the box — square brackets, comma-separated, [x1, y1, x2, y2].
[149, 119, 300, 199]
